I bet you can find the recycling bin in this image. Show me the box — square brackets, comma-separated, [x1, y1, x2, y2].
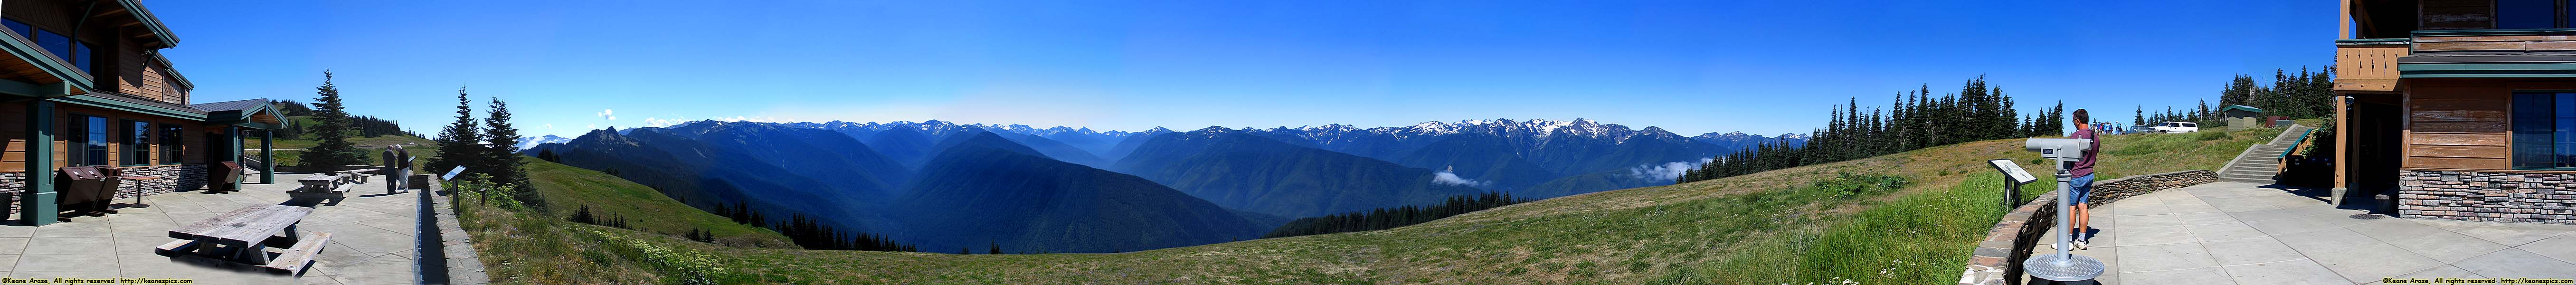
[55, 166, 107, 216]
[212, 162, 244, 192]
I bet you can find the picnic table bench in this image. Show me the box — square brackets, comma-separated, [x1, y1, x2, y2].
[291, 174, 355, 200]
[156, 204, 331, 275]
[335, 169, 378, 184]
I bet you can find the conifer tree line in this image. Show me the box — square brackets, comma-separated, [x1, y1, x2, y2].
[569, 205, 629, 229]
[2135, 66, 2337, 126]
[261, 100, 413, 139]
[1677, 76, 2062, 183]
[1262, 192, 1533, 238]
[708, 201, 920, 252]
[429, 85, 541, 209]
[684, 228, 716, 243]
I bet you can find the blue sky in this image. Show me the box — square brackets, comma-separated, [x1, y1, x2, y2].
[151, 0, 2331, 137]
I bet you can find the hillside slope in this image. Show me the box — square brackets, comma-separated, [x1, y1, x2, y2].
[701, 127, 2278, 284]
[463, 126, 2282, 284]
[892, 138, 1269, 253]
[1112, 128, 1486, 218]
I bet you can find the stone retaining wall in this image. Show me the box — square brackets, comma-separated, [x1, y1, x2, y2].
[2398, 170, 2576, 224]
[3, 164, 213, 218]
[1960, 170, 2217, 285]
[2086, 170, 2218, 206]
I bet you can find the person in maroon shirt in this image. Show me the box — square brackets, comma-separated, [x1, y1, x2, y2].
[2068, 109, 2102, 249]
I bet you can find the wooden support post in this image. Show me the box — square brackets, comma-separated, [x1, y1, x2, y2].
[227, 126, 242, 192]
[260, 129, 273, 184]
[2332, 96, 2352, 205]
[19, 101, 55, 225]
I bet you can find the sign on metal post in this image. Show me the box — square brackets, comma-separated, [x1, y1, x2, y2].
[1989, 159, 2038, 208]
[1987, 159, 2037, 184]
[441, 166, 468, 181]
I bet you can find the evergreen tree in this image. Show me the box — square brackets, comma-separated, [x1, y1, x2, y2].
[431, 87, 480, 173]
[481, 97, 536, 208]
[300, 70, 369, 169]
[989, 242, 1002, 255]
[2134, 106, 2146, 127]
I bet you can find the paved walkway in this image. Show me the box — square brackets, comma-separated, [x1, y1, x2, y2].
[2034, 181, 2576, 285]
[0, 175, 476, 284]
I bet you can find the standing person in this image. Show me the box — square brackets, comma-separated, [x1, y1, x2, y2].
[2068, 109, 2102, 249]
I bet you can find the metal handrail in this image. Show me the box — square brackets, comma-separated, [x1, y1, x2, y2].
[238, 154, 268, 170]
[2279, 128, 2317, 160]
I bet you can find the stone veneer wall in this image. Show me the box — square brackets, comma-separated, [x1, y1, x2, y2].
[2398, 170, 2576, 224]
[2, 164, 211, 218]
[1960, 170, 2217, 285]
[1, 172, 20, 219]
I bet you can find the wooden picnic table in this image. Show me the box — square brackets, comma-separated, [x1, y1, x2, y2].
[167, 205, 313, 264]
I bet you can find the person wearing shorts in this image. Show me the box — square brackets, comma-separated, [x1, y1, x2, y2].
[2068, 109, 2102, 249]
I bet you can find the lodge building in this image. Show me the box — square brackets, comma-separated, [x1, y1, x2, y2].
[2336, 0, 2576, 224]
[0, 0, 280, 226]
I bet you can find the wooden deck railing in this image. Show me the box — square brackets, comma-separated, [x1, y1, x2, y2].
[2335, 39, 2407, 92]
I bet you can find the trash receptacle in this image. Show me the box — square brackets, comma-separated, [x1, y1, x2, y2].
[56, 166, 107, 216]
[212, 162, 244, 192]
[98, 167, 132, 209]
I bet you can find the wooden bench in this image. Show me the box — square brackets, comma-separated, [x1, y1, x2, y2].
[262, 232, 331, 275]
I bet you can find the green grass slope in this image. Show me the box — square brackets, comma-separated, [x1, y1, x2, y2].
[458, 126, 2285, 284]
[460, 157, 796, 284]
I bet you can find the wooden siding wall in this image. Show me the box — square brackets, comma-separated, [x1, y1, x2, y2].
[0, 102, 213, 172]
[0, 0, 186, 104]
[2413, 35, 2576, 53]
[2404, 80, 2512, 170]
[2421, 0, 2495, 30]
[2337, 45, 2407, 91]
[113, 48, 177, 104]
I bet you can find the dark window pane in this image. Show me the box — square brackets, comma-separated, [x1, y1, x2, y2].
[2501, 0, 2559, 28]
[124, 121, 149, 165]
[69, 115, 107, 167]
[161, 124, 181, 164]
[2516, 93, 2557, 168]
[1, 19, 28, 38]
[73, 42, 90, 73]
[2560, 94, 2576, 168]
[34, 29, 70, 64]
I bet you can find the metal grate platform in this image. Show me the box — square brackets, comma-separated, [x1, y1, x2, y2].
[2022, 255, 2105, 282]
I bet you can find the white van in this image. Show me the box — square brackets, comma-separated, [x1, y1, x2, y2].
[2149, 122, 2199, 133]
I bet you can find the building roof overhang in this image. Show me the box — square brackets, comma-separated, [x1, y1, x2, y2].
[0, 27, 93, 98]
[2221, 105, 2262, 113]
[2399, 62, 2576, 78]
[105, 0, 180, 49]
[191, 98, 283, 130]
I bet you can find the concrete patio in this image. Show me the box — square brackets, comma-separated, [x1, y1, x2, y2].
[2034, 181, 2576, 285]
[0, 177, 456, 284]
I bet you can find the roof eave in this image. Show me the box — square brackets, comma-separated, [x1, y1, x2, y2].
[114, 0, 180, 48]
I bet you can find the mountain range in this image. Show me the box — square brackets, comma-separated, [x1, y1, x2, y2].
[533, 118, 1803, 253]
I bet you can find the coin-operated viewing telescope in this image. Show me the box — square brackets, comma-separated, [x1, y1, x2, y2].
[2025, 138, 2093, 165]
[2019, 137, 2102, 282]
